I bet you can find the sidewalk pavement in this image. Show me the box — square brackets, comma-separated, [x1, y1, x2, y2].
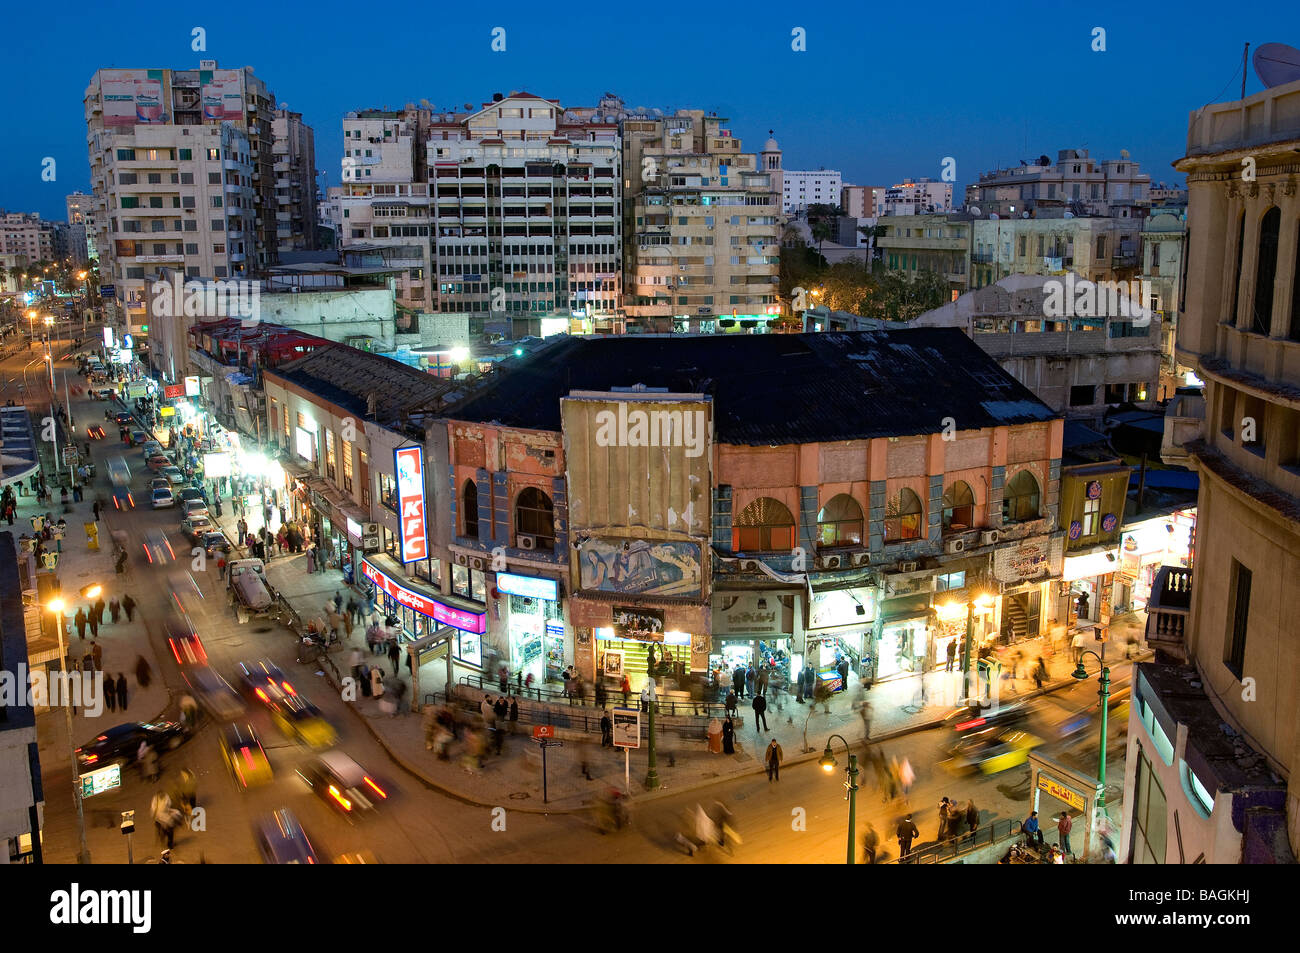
[203, 495, 1151, 814]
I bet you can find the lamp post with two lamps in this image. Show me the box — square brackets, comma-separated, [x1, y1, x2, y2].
[1071, 647, 1112, 807]
[819, 733, 859, 865]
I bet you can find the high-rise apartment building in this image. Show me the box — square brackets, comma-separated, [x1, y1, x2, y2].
[338, 105, 435, 314]
[65, 192, 94, 263]
[882, 177, 953, 216]
[0, 212, 54, 264]
[969, 149, 1151, 219]
[782, 168, 843, 213]
[272, 108, 319, 254]
[429, 93, 623, 338]
[84, 62, 303, 329]
[622, 110, 779, 333]
[841, 184, 886, 218]
[1123, 79, 1300, 865]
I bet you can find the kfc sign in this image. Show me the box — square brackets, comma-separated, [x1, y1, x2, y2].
[394, 446, 427, 562]
[361, 560, 486, 634]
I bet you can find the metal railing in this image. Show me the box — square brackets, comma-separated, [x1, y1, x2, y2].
[898, 818, 1018, 864]
[455, 671, 734, 719]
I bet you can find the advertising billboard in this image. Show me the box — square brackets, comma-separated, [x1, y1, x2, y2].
[201, 70, 244, 122]
[295, 426, 315, 462]
[577, 537, 701, 597]
[395, 446, 427, 562]
[101, 70, 165, 127]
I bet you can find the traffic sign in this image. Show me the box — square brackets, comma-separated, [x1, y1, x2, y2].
[612, 707, 640, 748]
[532, 725, 555, 739]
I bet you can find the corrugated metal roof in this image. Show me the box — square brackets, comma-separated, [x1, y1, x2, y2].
[447, 328, 1058, 444]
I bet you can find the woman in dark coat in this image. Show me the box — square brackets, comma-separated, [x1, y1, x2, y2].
[722, 716, 736, 755]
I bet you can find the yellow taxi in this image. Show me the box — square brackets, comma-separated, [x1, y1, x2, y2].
[944, 727, 1044, 776]
[270, 695, 337, 750]
[219, 723, 273, 790]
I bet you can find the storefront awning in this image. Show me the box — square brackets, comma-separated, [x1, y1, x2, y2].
[362, 556, 487, 634]
[1062, 548, 1121, 582]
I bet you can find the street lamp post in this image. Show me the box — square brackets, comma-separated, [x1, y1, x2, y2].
[47, 598, 91, 864]
[1071, 649, 1111, 805]
[819, 733, 860, 864]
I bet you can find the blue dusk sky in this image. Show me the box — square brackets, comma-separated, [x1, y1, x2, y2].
[3, 1, 1299, 222]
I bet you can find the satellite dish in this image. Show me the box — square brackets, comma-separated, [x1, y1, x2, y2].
[969, 206, 981, 216]
[1254, 43, 1300, 88]
[989, 213, 1000, 220]
[1022, 212, 1030, 219]
[1063, 212, 1075, 219]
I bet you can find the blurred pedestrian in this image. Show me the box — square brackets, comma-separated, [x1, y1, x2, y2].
[122, 594, 136, 621]
[722, 716, 735, 755]
[862, 822, 879, 864]
[1033, 656, 1048, 690]
[91, 640, 102, 671]
[115, 673, 128, 711]
[109, 598, 121, 623]
[105, 675, 117, 713]
[384, 640, 399, 676]
[938, 797, 953, 840]
[135, 654, 152, 688]
[897, 814, 919, 858]
[73, 607, 87, 640]
[752, 692, 768, 732]
[966, 799, 979, 833]
[370, 667, 385, 699]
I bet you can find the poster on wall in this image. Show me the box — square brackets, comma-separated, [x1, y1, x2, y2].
[602, 649, 624, 677]
[578, 538, 701, 597]
[611, 606, 665, 642]
[101, 70, 166, 127]
[201, 71, 244, 121]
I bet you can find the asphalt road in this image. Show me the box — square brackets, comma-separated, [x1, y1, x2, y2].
[21, 338, 1132, 864]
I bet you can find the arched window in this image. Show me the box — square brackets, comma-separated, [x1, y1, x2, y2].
[1252, 207, 1281, 335]
[816, 494, 863, 548]
[1231, 212, 1246, 325]
[1002, 470, 1041, 524]
[515, 487, 554, 549]
[732, 497, 795, 552]
[462, 480, 479, 539]
[942, 481, 975, 532]
[884, 488, 923, 542]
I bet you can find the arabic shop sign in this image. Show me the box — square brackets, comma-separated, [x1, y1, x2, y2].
[713, 592, 788, 635]
[994, 536, 1062, 583]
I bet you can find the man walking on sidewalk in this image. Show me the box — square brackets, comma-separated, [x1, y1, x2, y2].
[122, 594, 136, 622]
[897, 814, 920, 858]
[765, 738, 783, 782]
[1057, 811, 1073, 855]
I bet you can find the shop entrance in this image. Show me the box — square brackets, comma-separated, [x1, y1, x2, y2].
[507, 593, 562, 684]
[877, 619, 927, 679]
[595, 631, 691, 692]
[709, 638, 792, 692]
[1069, 580, 1098, 623]
[1000, 590, 1041, 643]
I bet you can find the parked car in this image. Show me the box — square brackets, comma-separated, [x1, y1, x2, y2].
[130, 430, 148, 446]
[177, 487, 205, 505]
[180, 514, 213, 541]
[141, 441, 164, 457]
[147, 476, 169, 492]
[254, 809, 318, 864]
[201, 531, 232, 556]
[161, 466, 186, 485]
[151, 487, 175, 509]
[180, 498, 210, 520]
[75, 721, 187, 771]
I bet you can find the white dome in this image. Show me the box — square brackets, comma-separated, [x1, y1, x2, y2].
[764, 137, 780, 152]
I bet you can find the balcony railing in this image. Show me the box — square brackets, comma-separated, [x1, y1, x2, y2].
[1145, 565, 1191, 660]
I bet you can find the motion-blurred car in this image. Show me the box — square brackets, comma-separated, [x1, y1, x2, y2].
[90, 388, 116, 401]
[179, 515, 212, 541]
[237, 659, 296, 707]
[145, 454, 169, 472]
[944, 727, 1044, 776]
[162, 466, 185, 485]
[86, 424, 106, 440]
[269, 695, 337, 750]
[141, 529, 176, 565]
[254, 809, 318, 864]
[165, 625, 207, 668]
[298, 751, 389, 818]
[201, 531, 233, 556]
[1053, 687, 1131, 743]
[942, 699, 1034, 737]
[219, 723, 273, 790]
[75, 721, 187, 771]
[150, 487, 175, 509]
[184, 666, 246, 721]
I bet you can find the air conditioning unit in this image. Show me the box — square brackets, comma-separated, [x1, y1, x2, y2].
[816, 555, 843, 569]
[850, 552, 870, 567]
[362, 535, 379, 550]
[362, 522, 378, 536]
[898, 560, 919, 573]
[980, 529, 1000, 546]
[517, 534, 538, 551]
[454, 553, 469, 567]
[944, 539, 965, 555]
[739, 558, 761, 572]
[469, 556, 486, 572]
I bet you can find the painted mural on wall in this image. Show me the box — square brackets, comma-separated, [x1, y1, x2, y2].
[578, 537, 702, 597]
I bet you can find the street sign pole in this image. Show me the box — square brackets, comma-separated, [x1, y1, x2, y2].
[533, 725, 559, 803]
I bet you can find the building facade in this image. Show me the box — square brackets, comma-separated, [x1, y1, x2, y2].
[877, 212, 972, 294]
[271, 107, 319, 255]
[971, 215, 1143, 288]
[882, 178, 953, 216]
[969, 149, 1152, 219]
[1139, 208, 1190, 398]
[1120, 78, 1300, 865]
[66, 193, 95, 263]
[622, 110, 780, 333]
[782, 169, 843, 213]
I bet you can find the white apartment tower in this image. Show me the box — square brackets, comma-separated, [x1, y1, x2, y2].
[272, 108, 319, 254]
[782, 168, 843, 213]
[882, 178, 953, 216]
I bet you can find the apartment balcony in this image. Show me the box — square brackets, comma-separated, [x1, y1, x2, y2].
[1160, 390, 1205, 467]
[1145, 565, 1192, 661]
[222, 159, 243, 171]
[133, 253, 185, 264]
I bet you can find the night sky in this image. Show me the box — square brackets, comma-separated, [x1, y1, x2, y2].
[5, 1, 1299, 222]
